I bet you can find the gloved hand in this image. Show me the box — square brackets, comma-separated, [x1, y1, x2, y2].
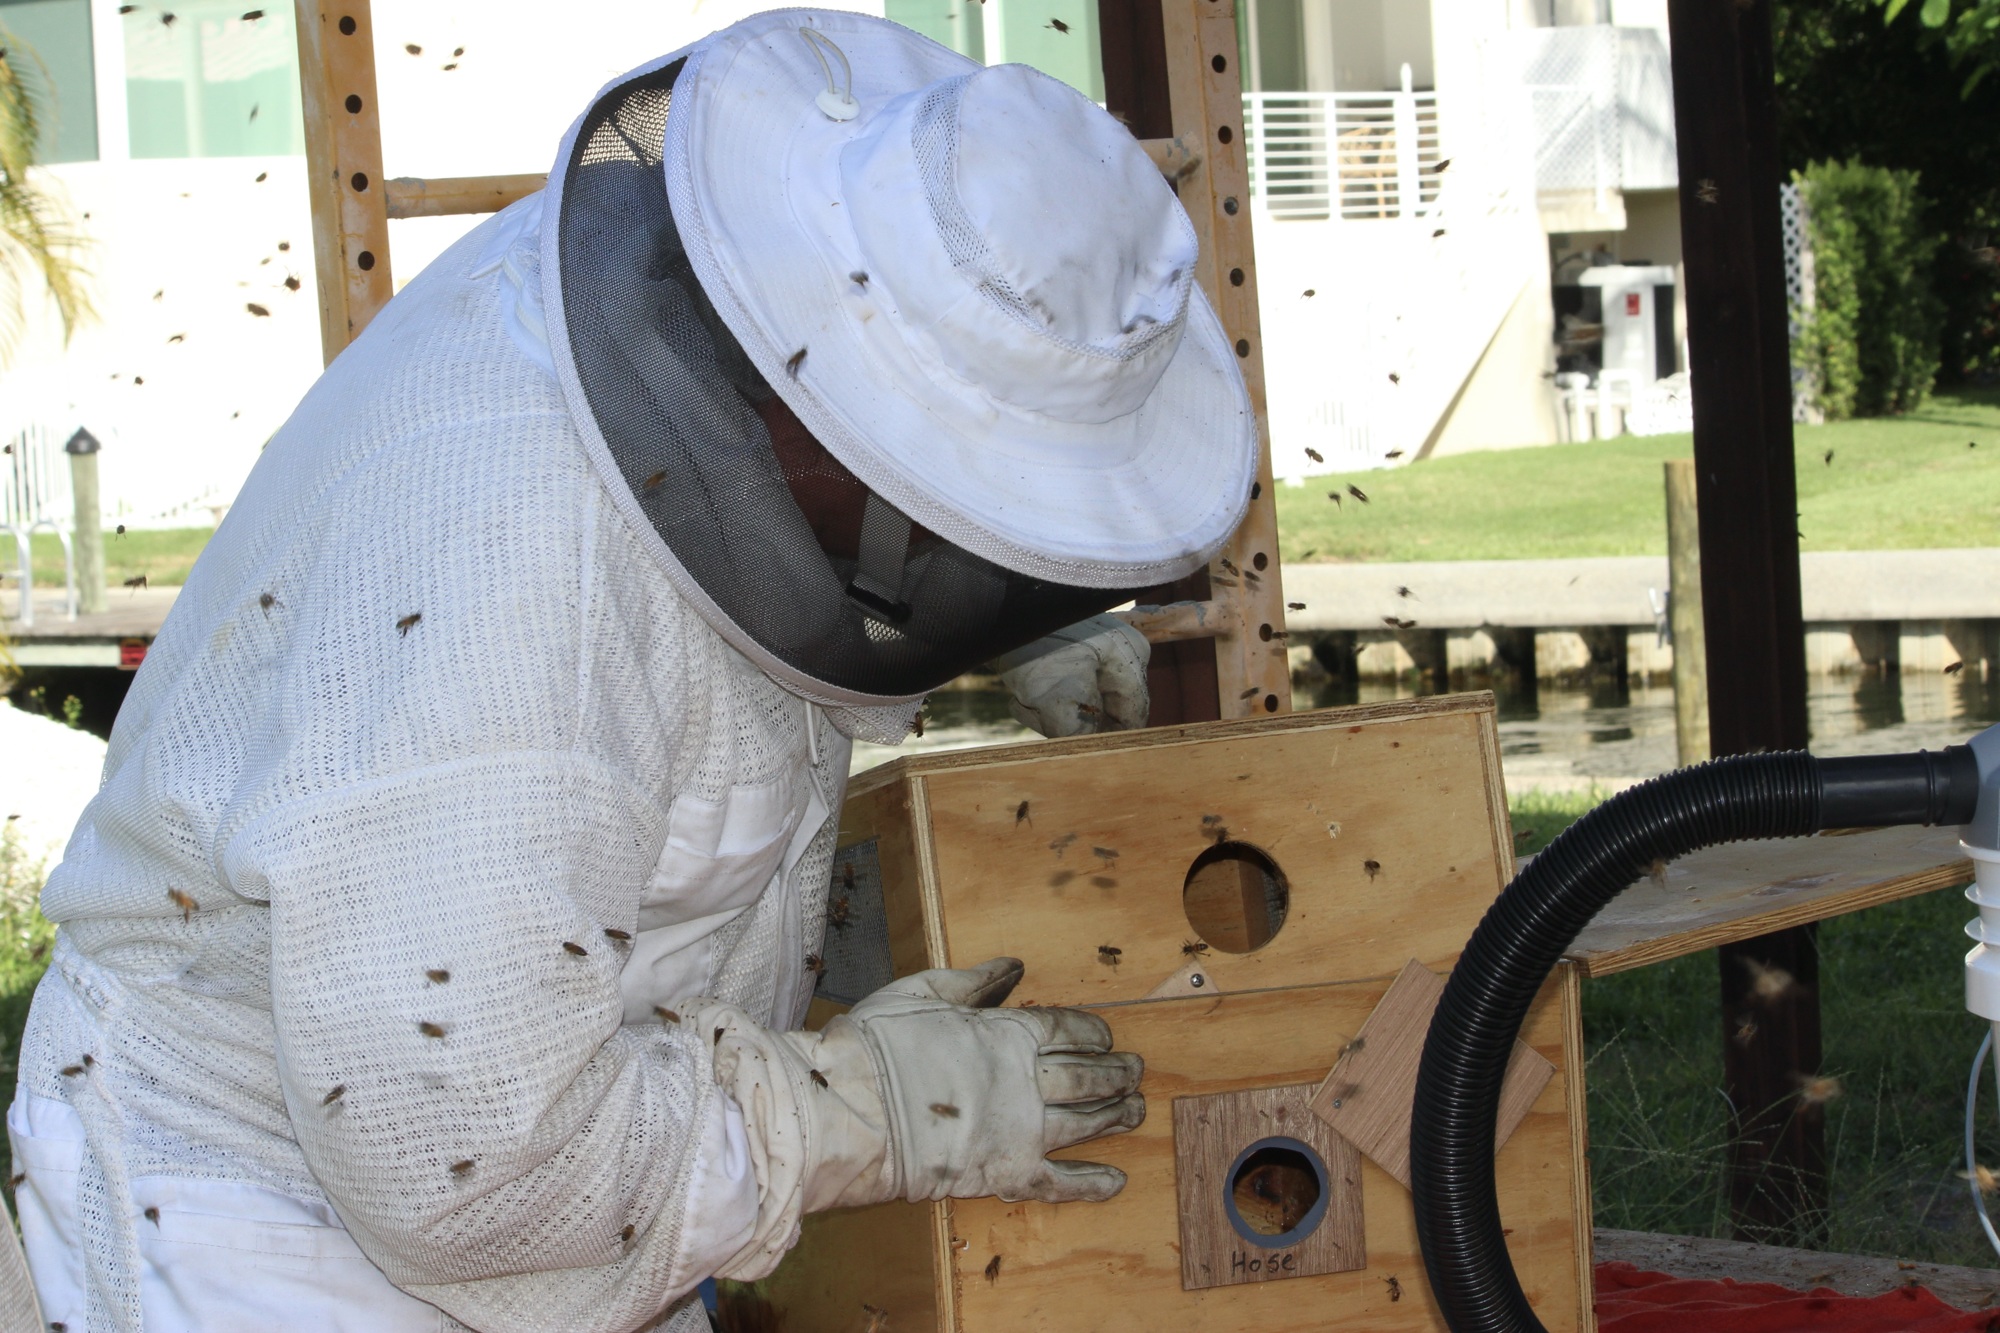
[991, 614, 1151, 738]
[687, 958, 1143, 1280]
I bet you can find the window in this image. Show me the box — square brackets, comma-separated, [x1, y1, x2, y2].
[0, 0, 98, 162]
[123, 0, 301, 158]
[882, 0, 1103, 102]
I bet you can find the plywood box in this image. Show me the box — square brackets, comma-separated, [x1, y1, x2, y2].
[721, 694, 1595, 1333]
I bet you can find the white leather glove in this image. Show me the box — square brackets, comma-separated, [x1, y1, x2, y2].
[686, 958, 1144, 1280]
[991, 614, 1151, 738]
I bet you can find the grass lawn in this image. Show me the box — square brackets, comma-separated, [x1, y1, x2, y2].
[28, 525, 212, 590]
[1277, 388, 2000, 563]
[1520, 790, 1996, 1264]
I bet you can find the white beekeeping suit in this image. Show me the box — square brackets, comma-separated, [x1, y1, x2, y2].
[8, 11, 1257, 1331]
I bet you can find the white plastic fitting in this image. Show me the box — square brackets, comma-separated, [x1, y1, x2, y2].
[1964, 724, 2000, 1020]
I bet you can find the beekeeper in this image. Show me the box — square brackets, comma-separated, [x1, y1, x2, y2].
[7, 10, 1256, 1331]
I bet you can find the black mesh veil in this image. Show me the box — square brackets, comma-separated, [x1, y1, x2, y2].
[554, 60, 1135, 703]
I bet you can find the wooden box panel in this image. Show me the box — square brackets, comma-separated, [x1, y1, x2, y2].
[842, 695, 1515, 1008]
[735, 970, 1590, 1332]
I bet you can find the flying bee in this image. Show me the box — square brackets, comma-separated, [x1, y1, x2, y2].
[115, 525, 126, 538]
[59, 1065, 84, 1078]
[1385, 449, 1405, 459]
[1961, 1164, 2000, 1196]
[1097, 944, 1122, 967]
[1182, 939, 1209, 958]
[1048, 832, 1077, 856]
[1219, 556, 1239, 576]
[1363, 859, 1381, 880]
[1795, 1074, 1843, 1106]
[1647, 857, 1668, 887]
[404, 42, 422, 54]
[425, 968, 449, 984]
[985, 1254, 1002, 1283]
[6, 1173, 21, 1190]
[1015, 800, 1031, 827]
[1302, 288, 1316, 299]
[810, 1069, 828, 1090]
[167, 333, 184, 343]
[125, 575, 148, 591]
[1823, 449, 1834, 466]
[1305, 447, 1323, 463]
[849, 271, 869, 289]
[322, 1084, 347, 1106]
[1740, 955, 1796, 1002]
[449, 1160, 474, 1177]
[1047, 16, 1069, 31]
[1348, 484, 1370, 503]
[1696, 178, 1718, 204]
[805, 953, 826, 977]
[562, 941, 588, 957]
[1946, 661, 1966, 676]
[242, 9, 264, 19]
[1388, 373, 1401, 385]
[1427, 157, 1452, 174]
[862, 1304, 888, 1333]
[1327, 491, 1342, 507]
[418, 1021, 446, 1039]
[829, 896, 852, 930]
[144, 1207, 160, 1226]
[785, 347, 808, 378]
[1732, 1015, 1758, 1047]
[396, 612, 422, 636]
[1395, 585, 1416, 599]
[1092, 847, 1118, 863]
[284, 275, 301, 291]
[929, 1102, 961, 1118]
[1288, 601, 1306, 611]
[167, 887, 198, 921]
[246, 302, 271, 318]
[912, 708, 925, 737]
[1432, 228, 1447, 238]
[643, 470, 667, 491]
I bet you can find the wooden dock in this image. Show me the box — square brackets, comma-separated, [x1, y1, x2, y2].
[3, 586, 179, 669]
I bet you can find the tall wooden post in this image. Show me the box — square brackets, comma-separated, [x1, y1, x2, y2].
[1664, 0, 1821, 1243]
[1663, 459, 1708, 767]
[295, 0, 393, 363]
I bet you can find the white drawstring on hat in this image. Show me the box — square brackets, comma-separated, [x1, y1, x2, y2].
[799, 28, 859, 122]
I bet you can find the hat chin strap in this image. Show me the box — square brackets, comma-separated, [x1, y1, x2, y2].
[847, 493, 914, 623]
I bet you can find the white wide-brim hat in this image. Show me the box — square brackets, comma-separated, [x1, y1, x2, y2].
[663, 9, 1257, 589]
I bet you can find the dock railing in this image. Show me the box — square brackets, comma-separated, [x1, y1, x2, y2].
[2, 425, 77, 628]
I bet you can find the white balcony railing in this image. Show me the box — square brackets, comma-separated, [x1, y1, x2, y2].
[1242, 87, 1443, 221]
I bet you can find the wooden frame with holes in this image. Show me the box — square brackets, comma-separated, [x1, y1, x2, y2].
[290, 0, 1290, 721]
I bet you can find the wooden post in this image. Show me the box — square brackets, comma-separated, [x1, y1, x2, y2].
[1664, 0, 1821, 1244]
[64, 428, 105, 616]
[1663, 459, 1707, 766]
[294, 0, 393, 364]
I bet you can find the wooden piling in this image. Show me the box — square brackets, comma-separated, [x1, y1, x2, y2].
[65, 428, 105, 616]
[1664, 459, 1708, 765]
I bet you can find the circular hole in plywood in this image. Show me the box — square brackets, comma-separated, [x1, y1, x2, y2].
[1182, 840, 1287, 953]
[1225, 1138, 1327, 1246]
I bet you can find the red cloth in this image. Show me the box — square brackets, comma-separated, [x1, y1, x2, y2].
[1595, 1261, 2000, 1333]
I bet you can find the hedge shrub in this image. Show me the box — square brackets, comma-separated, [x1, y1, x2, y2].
[1797, 159, 1944, 417]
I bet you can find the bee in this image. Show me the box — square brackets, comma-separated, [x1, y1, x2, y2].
[604, 928, 632, 943]
[396, 612, 422, 636]
[842, 862, 856, 891]
[115, 524, 126, 538]
[1647, 857, 1668, 887]
[167, 332, 185, 343]
[242, 9, 264, 19]
[1340, 1036, 1366, 1057]
[562, 941, 588, 957]
[829, 896, 852, 930]
[642, 470, 667, 491]
[322, 1084, 347, 1106]
[449, 1159, 474, 1177]
[246, 302, 270, 317]
[442, 62, 459, 70]
[1092, 846, 1118, 863]
[1384, 449, 1405, 459]
[144, 1207, 160, 1226]
[1427, 156, 1452, 174]
[160, 10, 175, 25]
[1363, 859, 1381, 879]
[929, 1102, 961, 1118]
[810, 1069, 828, 1089]
[425, 968, 449, 984]
[1301, 288, 1316, 299]
[284, 275, 301, 291]
[404, 42, 422, 54]
[713, 1026, 726, 1047]
[1097, 944, 1122, 967]
[1395, 585, 1416, 599]
[862, 1304, 888, 1333]
[1740, 955, 1796, 1002]
[1386, 1274, 1404, 1302]
[1287, 601, 1306, 611]
[1946, 661, 1966, 676]
[418, 1021, 446, 1039]
[83, 1054, 95, 1069]
[655, 1006, 679, 1024]
[1431, 228, 1447, 238]
[1182, 940, 1209, 959]
[1696, 178, 1719, 204]
[1347, 484, 1370, 503]
[1960, 1164, 2000, 1195]
[125, 575, 149, 591]
[59, 1065, 84, 1078]
[785, 347, 808, 378]
[621, 1223, 636, 1246]
[985, 1254, 1002, 1283]
[1795, 1074, 1843, 1106]
[453, 47, 464, 56]
[1387, 373, 1401, 385]
[805, 953, 827, 977]
[849, 271, 870, 289]
[6, 1173, 21, 1190]
[1219, 556, 1239, 576]
[1239, 685, 1260, 700]
[1048, 832, 1076, 856]
[912, 709, 925, 738]
[118, 3, 135, 11]
[1303, 447, 1323, 463]
[1823, 449, 1834, 466]
[1732, 1015, 1758, 1047]
[1047, 16, 1069, 31]
[167, 887, 198, 921]
[1327, 491, 1342, 507]
[258, 591, 282, 615]
[1015, 800, 1031, 827]
[133, 377, 144, 386]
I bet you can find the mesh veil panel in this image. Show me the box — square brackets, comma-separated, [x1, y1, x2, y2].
[555, 61, 1130, 701]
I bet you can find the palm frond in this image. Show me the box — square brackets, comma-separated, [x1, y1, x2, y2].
[0, 25, 95, 368]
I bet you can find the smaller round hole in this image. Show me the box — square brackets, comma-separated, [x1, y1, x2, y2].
[1259, 623, 1274, 642]
[1212, 53, 1227, 72]
[1252, 552, 1269, 570]
[1223, 196, 1239, 215]
[1183, 840, 1287, 953]
[356, 250, 376, 271]
[1217, 124, 1234, 145]
[1264, 694, 1279, 712]
[1226, 1139, 1329, 1246]
[350, 171, 370, 192]
[1229, 267, 1245, 286]
[338, 14, 356, 34]
[1235, 339, 1250, 358]
[344, 93, 363, 114]
[1250, 481, 1262, 500]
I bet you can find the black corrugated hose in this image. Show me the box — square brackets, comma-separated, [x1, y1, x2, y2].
[1410, 746, 1981, 1333]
